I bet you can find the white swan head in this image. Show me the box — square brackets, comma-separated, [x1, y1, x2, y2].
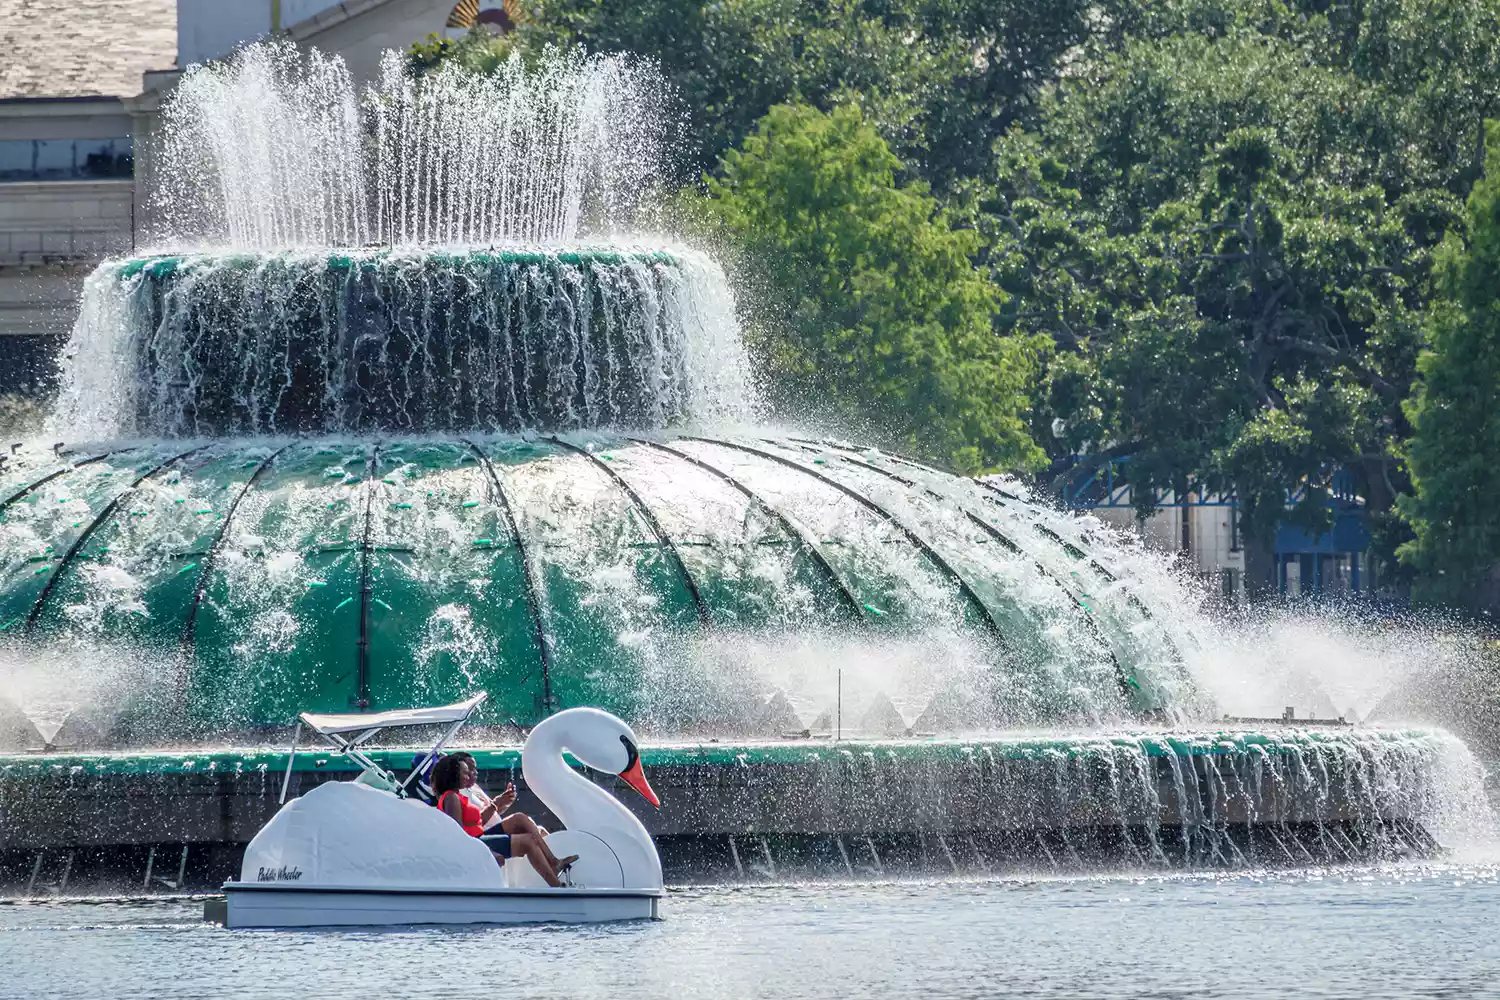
[539, 706, 660, 808]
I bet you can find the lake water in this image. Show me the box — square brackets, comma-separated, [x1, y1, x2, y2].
[2, 864, 1498, 1000]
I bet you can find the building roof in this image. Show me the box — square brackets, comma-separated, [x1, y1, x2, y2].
[0, 0, 176, 101]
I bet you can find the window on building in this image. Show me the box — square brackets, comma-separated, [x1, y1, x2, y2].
[0, 138, 133, 181]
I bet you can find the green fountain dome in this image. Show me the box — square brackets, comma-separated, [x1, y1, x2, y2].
[0, 434, 1200, 748]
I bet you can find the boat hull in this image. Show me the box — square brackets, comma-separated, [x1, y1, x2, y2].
[214, 883, 662, 928]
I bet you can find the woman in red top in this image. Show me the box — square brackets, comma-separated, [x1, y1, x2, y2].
[431, 754, 565, 887]
[450, 752, 576, 873]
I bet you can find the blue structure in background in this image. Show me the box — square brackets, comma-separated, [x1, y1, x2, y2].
[1062, 457, 1372, 596]
[1272, 469, 1371, 595]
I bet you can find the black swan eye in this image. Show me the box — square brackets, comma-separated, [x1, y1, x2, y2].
[619, 734, 639, 769]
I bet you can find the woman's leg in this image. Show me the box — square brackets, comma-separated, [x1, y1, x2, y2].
[510, 833, 563, 887]
[499, 811, 542, 838]
[499, 813, 574, 868]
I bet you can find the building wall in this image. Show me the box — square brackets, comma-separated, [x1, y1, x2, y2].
[0, 179, 131, 390]
[0, 180, 134, 268]
[178, 0, 454, 80]
[0, 93, 139, 391]
[288, 0, 455, 83]
[177, 0, 275, 66]
[1089, 491, 1245, 596]
[1192, 501, 1244, 591]
[0, 264, 91, 338]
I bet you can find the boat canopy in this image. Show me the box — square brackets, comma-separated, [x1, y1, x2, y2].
[279, 692, 488, 804]
[300, 693, 489, 736]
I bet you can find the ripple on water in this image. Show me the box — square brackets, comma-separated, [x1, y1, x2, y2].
[2, 866, 1499, 1000]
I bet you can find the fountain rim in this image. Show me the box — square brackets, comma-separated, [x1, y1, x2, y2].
[111, 245, 684, 281]
[0, 728, 1446, 778]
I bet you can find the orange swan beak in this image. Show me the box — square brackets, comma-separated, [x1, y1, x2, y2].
[619, 756, 660, 808]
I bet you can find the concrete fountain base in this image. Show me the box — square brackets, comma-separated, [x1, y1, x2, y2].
[0, 727, 1454, 893]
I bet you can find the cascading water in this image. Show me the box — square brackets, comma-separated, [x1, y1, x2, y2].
[0, 41, 1492, 891]
[55, 247, 750, 438]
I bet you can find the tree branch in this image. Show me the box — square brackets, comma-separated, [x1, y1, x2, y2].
[1279, 337, 1400, 398]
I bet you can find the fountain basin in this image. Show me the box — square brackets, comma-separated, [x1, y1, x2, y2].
[0, 727, 1457, 890]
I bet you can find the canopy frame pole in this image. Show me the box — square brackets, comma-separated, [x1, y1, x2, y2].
[349, 727, 387, 747]
[329, 737, 393, 783]
[399, 715, 473, 795]
[289, 691, 489, 798]
[279, 721, 303, 804]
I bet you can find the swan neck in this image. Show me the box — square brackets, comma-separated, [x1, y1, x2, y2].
[522, 721, 634, 832]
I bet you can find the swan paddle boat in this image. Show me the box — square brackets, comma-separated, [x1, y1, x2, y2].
[212, 693, 665, 928]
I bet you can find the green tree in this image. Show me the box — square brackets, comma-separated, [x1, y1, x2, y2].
[408, 27, 520, 76]
[977, 12, 1484, 587]
[1399, 123, 1500, 610]
[699, 102, 1046, 473]
[502, 0, 1104, 190]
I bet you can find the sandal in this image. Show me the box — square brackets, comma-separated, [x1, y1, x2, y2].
[556, 854, 580, 873]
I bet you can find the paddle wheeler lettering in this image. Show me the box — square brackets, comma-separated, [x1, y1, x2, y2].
[257, 866, 303, 882]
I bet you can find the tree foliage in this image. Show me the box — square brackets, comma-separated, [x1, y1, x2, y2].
[979, 3, 1494, 581]
[1399, 122, 1500, 609]
[697, 103, 1046, 473]
[501, 0, 1105, 190]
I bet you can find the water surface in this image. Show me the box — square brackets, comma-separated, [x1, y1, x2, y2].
[3, 866, 1497, 1000]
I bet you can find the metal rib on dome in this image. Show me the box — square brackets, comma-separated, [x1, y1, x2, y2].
[180, 443, 294, 653]
[461, 437, 555, 715]
[973, 480, 1169, 626]
[355, 445, 380, 709]
[0, 450, 117, 515]
[630, 437, 866, 624]
[24, 445, 209, 636]
[786, 441, 1134, 698]
[683, 436, 1010, 648]
[548, 436, 710, 626]
[796, 437, 1177, 652]
[964, 478, 1185, 668]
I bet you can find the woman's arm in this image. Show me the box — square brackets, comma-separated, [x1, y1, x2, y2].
[440, 794, 464, 825]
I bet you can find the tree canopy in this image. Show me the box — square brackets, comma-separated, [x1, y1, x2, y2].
[697, 102, 1045, 474]
[977, 2, 1493, 589]
[1399, 122, 1500, 609]
[487, 0, 1108, 190]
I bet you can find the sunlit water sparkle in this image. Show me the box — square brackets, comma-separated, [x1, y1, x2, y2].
[2, 865, 1498, 999]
